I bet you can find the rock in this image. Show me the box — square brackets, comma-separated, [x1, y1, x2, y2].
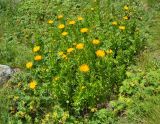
[0, 65, 12, 85]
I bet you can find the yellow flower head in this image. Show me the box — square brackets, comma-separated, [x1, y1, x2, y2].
[67, 48, 74, 53]
[62, 54, 67, 59]
[48, 20, 54, 24]
[26, 62, 33, 69]
[124, 5, 129, 11]
[57, 15, 63, 19]
[58, 51, 64, 56]
[58, 24, 65, 29]
[92, 39, 100, 45]
[112, 21, 118, 26]
[29, 80, 37, 89]
[76, 43, 84, 49]
[61, 32, 68, 36]
[96, 50, 105, 57]
[54, 76, 60, 81]
[69, 20, 76, 25]
[106, 49, 113, 54]
[119, 26, 126, 30]
[80, 28, 89, 33]
[123, 16, 129, 20]
[33, 46, 40, 52]
[79, 64, 90, 73]
[77, 16, 84, 21]
[34, 55, 42, 61]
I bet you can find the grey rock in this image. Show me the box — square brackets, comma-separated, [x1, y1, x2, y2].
[0, 65, 12, 84]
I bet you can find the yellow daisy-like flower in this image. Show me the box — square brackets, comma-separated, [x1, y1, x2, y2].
[80, 28, 89, 33]
[124, 5, 129, 11]
[34, 55, 42, 61]
[76, 43, 84, 49]
[58, 24, 65, 29]
[119, 26, 126, 30]
[58, 51, 64, 56]
[96, 50, 105, 57]
[48, 20, 54, 24]
[69, 20, 76, 25]
[112, 21, 118, 26]
[106, 49, 113, 54]
[61, 32, 68, 36]
[26, 62, 33, 69]
[67, 48, 74, 53]
[123, 16, 129, 20]
[92, 39, 100, 45]
[77, 16, 84, 21]
[62, 54, 67, 59]
[79, 64, 90, 73]
[57, 15, 63, 19]
[54, 76, 60, 81]
[29, 80, 37, 89]
[33, 46, 40, 52]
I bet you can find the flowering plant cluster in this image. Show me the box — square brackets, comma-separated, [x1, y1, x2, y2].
[9, 0, 147, 123]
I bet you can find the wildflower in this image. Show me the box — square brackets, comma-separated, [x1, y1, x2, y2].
[62, 54, 67, 59]
[67, 48, 74, 53]
[77, 16, 84, 21]
[112, 21, 118, 26]
[123, 16, 129, 20]
[58, 24, 65, 29]
[26, 62, 33, 69]
[106, 49, 113, 54]
[54, 76, 60, 81]
[76, 43, 84, 49]
[58, 51, 64, 56]
[92, 39, 100, 45]
[119, 26, 126, 30]
[57, 15, 63, 19]
[48, 20, 54, 24]
[96, 50, 105, 57]
[61, 32, 68, 36]
[79, 64, 90, 73]
[124, 5, 129, 11]
[33, 46, 40, 52]
[29, 80, 37, 89]
[69, 20, 76, 25]
[34, 55, 42, 61]
[80, 28, 89, 33]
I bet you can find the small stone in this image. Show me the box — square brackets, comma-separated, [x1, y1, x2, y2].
[0, 65, 12, 84]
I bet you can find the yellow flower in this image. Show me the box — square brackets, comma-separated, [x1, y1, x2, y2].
[57, 15, 63, 19]
[33, 46, 40, 52]
[61, 32, 68, 36]
[26, 62, 33, 69]
[62, 54, 67, 59]
[96, 50, 105, 57]
[29, 80, 37, 89]
[124, 5, 129, 11]
[80, 28, 89, 33]
[48, 20, 54, 24]
[58, 51, 64, 56]
[112, 21, 118, 26]
[67, 48, 74, 53]
[34, 55, 42, 61]
[79, 64, 90, 73]
[58, 24, 65, 29]
[119, 26, 126, 30]
[77, 16, 84, 21]
[92, 39, 100, 45]
[76, 43, 84, 49]
[106, 49, 113, 54]
[54, 76, 60, 81]
[123, 16, 129, 20]
[69, 20, 76, 25]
